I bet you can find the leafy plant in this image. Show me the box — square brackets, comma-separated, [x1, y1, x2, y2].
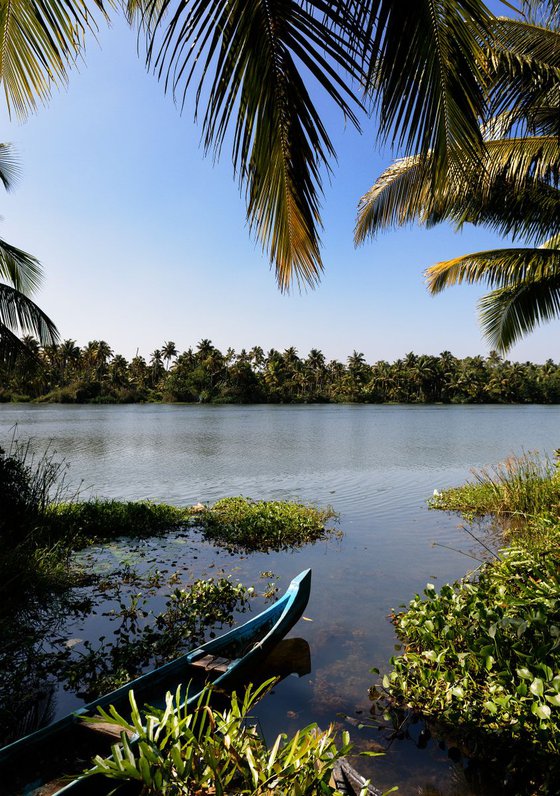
[195, 496, 339, 552]
[62, 577, 252, 700]
[82, 680, 358, 795]
[383, 522, 560, 757]
[45, 499, 190, 545]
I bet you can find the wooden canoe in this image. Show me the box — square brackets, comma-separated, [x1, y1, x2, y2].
[0, 568, 311, 795]
[331, 758, 383, 796]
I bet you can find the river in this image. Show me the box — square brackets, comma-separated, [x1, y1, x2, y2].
[2, 403, 559, 794]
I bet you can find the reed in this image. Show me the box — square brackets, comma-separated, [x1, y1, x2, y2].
[430, 451, 560, 521]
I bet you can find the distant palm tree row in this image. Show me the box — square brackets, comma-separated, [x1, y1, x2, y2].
[2, 338, 560, 405]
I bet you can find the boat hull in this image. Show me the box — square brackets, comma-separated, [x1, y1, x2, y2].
[1, 569, 311, 795]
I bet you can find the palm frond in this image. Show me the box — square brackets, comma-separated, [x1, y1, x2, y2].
[366, 0, 490, 183]
[542, 232, 560, 248]
[426, 246, 560, 293]
[0, 0, 108, 119]
[0, 283, 59, 347]
[0, 143, 20, 191]
[479, 270, 560, 351]
[0, 237, 43, 294]
[489, 18, 560, 134]
[137, 0, 366, 291]
[481, 135, 560, 187]
[0, 323, 41, 368]
[355, 140, 560, 245]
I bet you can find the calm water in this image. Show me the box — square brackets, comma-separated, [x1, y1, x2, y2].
[2, 403, 559, 794]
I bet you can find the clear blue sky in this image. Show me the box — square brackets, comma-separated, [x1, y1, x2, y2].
[1, 3, 556, 364]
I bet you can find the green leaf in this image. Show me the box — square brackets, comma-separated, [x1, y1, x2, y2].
[530, 678, 545, 697]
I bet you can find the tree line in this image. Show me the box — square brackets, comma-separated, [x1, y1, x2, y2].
[2, 338, 560, 405]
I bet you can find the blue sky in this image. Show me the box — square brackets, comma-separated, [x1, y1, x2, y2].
[1, 3, 557, 365]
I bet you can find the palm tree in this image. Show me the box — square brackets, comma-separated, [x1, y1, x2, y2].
[0, 144, 58, 364]
[0, 0, 493, 290]
[355, 3, 560, 352]
[162, 340, 177, 369]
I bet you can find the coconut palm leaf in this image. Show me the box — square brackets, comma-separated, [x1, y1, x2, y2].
[0, 237, 43, 295]
[0, 0, 108, 119]
[0, 283, 58, 345]
[426, 246, 560, 294]
[489, 17, 560, 134]
[479, 267, 560, 350]
[365, 0, 490, 183]
[0, 144, 20, 191]
[132, 0, 367, 292]
[481, 135, 560, 187]
[355, 142, 560, 245]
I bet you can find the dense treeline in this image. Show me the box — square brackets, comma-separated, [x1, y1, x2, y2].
[2, 338, 560, 405]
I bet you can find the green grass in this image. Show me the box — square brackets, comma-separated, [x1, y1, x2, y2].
[45, 499, 190, 546]
[430, 451, 560, 521]
[193, 496, 339, 552]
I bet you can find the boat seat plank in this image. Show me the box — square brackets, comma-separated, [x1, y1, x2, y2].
[189, 654, 230, 674]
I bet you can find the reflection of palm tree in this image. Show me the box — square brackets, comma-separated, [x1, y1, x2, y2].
[0, 144, 58, 364]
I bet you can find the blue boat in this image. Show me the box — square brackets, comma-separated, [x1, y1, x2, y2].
[1, 569, 312, 795]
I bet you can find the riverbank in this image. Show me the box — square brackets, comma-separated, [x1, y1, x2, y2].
[380, 453, 560, 793]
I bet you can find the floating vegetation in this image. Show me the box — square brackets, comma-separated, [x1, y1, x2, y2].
[382, 522, 560, 772]
[194, 496, 339, 552]
[61, 575, 252, 701]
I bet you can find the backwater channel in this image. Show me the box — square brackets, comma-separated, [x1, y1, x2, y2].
[2, 403, 559, 794]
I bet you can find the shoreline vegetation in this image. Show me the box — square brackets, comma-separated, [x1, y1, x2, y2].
[378, 452, 560, 792]
[0, 440, 344, 780]
[3, 340, 560, 405]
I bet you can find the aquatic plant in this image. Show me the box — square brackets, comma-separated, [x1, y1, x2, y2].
[82, 681, 357, 795]
[61, 577, 252, 700]
[0, 439, 78, 614]
[429, 450, 560, 523]
[383, 521, 560, 763]
[46, 499, 189, 545]
[194, 496, 339, 552]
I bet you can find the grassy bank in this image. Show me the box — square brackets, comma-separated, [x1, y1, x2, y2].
[430, 451, 560, 522]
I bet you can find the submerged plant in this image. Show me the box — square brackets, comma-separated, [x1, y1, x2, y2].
[62, 577, 252, 700]
[82, 681, 357, 795]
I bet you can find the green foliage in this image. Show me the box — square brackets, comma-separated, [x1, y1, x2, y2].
[430, 451, 560, 520]
[6, 340, 560, 405]
[61, 577, 251, 700]
[82, 681, 354, 795]
[0, 440, 75, 612]
[384, 522, 560, 756]
[195, 496, 339, 552]
[45, 499, 189, 545]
